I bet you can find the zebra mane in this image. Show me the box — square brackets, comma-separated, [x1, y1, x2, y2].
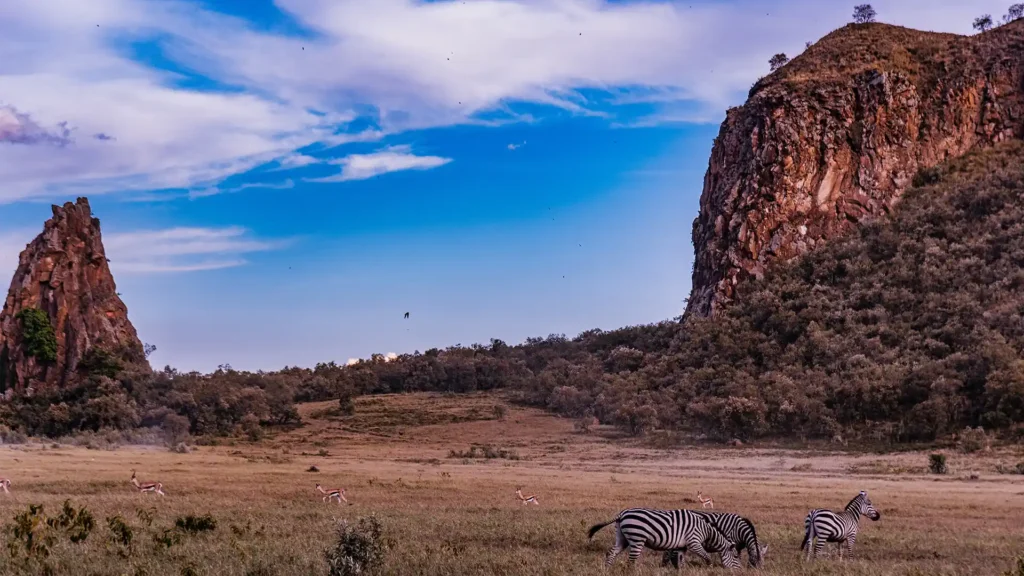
[845, 492, 866, 512]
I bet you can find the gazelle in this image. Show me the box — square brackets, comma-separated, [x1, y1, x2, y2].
[130, 469, 166, 496]
[0, 478, 10, 494]
[316, 483, 349, 504]
[697, 490, 714, 509]
[515, 487, 539, 506]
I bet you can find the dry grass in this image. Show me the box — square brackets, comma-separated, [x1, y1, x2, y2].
[756, 20, 1024, 96]
[1, 392, 1022, 575]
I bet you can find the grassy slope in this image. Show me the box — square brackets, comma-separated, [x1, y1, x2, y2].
[0, 392, 1022, 576]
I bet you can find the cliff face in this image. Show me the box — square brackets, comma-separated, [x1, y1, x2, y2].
[0, 198, 146, 395]
[686, 21, 1024, 317]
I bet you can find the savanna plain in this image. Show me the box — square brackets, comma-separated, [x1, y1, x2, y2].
[1, 392, 1022, 576]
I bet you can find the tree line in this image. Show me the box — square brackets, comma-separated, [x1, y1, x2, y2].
[3, 143, 1024, 447]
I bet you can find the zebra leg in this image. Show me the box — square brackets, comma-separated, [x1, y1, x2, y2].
[605, 526, 627, 566]
[626, 542, 645, 564]
[812, 538, 826, 561]
[660, 549, 684, 569]
[844, 535, 856, 559]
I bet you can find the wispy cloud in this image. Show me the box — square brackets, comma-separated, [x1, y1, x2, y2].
[0, 0, 1012, 201]
[507, 141, 526, 151]
[104, 226, 287, 273]
[308, 145, 452, 182]
[187, 179, 296, 200]
[0, 225, 281, 276]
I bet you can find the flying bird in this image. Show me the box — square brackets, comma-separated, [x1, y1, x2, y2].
[404, 312, 410, 319]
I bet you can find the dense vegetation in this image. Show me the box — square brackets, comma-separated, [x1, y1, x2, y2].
[15, 308, 58, 364]
[2, 143, 1024, 446]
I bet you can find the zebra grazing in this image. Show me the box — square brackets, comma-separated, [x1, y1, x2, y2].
[801, 491, 881, 561]
[661, 511, 767, 568]
[588, 508, 740, 568]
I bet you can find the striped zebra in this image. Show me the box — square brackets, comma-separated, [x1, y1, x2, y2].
[660, 511, 767, 568]
[588, 508, 740, 568]
[801, 491, 881, 561]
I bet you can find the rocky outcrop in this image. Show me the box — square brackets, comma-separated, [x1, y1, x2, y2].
[686, 21, 1024, 317]
[0, 198, 146, 394]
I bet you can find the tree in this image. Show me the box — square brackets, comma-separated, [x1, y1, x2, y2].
[973, 14, 994, 32]
[769, 53, 789, 72]
[1005, 3, 1024, 23]
[852, 4, 876, 23]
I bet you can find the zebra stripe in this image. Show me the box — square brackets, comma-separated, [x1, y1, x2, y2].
[588, 508, 740, 568]
[801, 491, 881, 561]
[661, 511, 766, 568]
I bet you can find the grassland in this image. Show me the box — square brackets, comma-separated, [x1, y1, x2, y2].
[1, 392, 1022, 575]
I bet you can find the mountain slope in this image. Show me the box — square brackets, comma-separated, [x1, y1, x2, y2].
[686, 21, 1024, 317]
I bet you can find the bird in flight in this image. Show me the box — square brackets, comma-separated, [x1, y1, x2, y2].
[404, 312, 410, 319]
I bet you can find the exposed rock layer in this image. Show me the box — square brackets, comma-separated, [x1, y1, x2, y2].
[0, 198, 145, 394]
[686, 21, 1024, 317]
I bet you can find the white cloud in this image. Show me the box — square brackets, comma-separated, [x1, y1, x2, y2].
[308, 145, 452, 182]
[0, 0, 1014, 201]
[507, 141, 525, 151]
[103, 226, 286, 273]
[0, 224, 281, 276]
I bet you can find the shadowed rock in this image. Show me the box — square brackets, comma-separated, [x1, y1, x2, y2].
[686, 21, 1024, 317]
[0, 197, 147, 395]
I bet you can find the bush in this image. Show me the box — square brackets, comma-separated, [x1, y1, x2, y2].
[958, 427, 989, 453]
[929, 453, 948, 474]
[161, 414, 190, 446]
[995, 462, 1024, 475]
[325, 515, 389, 576]
[447, 445, 520, 460]
[175, 515, 217, 534]
[0, 425, 29, 445]
[77, 348, 123, 379]
[16, 308, 57, 364]
[769, 53, 789, 72]
[492, 405, 507, 421]
[1004, 555, 1024, 576]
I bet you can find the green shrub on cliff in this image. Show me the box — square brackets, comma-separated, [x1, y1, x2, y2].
[16, 308, 57, 364]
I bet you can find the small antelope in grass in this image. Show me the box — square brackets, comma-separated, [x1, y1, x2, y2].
[697, 490, 714, 509]
[316, 483, 350, 504]
[0, 478, 10, 494]
[130, 469, 166, 496]
[515, 487, 539, 505]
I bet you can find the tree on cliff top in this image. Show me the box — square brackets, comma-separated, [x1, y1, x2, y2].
[973, 15, 994, 33]
[853, 4, 876, 24]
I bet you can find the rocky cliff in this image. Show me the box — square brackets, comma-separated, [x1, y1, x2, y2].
[0, 198, 146, 395]
[686, 21, 1024, 317]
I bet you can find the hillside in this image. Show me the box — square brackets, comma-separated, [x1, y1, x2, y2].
[4, 143, 1023, 445]
[300, 142, 1024, 445]
[686, 20, 1024, 317]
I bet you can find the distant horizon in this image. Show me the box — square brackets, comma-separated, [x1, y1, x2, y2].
[0, 0, 1008, 372]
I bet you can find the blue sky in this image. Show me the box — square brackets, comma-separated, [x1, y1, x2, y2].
[0, 0, 1006, 371]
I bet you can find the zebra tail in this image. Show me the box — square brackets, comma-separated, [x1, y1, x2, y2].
[800, 517, 811, 551]
[587, 519, 615, 540]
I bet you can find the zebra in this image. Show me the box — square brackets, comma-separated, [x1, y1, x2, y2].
[660, 511, 767, 568]
[588, 508, 740, 568]
[801, 490, 881, 561]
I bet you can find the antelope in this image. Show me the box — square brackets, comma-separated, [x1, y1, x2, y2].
[515, 487, 539, 505]
[130, 469, 166, 496]
[0, 478, 10, 494]
[316, 483, 349, 504]
[697, 491, 714, 509]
